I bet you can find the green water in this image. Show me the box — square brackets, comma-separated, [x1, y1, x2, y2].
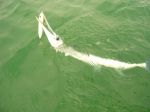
[0, 0, 150, 112]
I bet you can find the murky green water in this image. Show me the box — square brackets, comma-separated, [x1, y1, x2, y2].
[0, 0, 150, 112]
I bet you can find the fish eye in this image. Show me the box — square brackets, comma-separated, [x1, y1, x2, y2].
[56, 37, 59, 41]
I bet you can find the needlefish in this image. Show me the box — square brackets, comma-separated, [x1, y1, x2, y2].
[36, 12, 150, 72]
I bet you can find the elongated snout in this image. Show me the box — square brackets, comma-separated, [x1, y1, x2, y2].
[38, 12, 44, 38]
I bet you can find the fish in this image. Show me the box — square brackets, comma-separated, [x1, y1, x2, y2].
[36, 12, 150, 72]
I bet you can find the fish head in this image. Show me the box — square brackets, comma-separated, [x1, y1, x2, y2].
[37, 13, 64, 48]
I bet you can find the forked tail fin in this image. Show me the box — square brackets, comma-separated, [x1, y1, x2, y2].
[146, 59, 150, 72]
[38, 12, 44, 38]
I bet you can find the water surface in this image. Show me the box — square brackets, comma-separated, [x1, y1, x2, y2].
[0, 0, 150, 112]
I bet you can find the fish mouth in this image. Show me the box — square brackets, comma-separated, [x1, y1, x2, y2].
[36, 14, 63, 49]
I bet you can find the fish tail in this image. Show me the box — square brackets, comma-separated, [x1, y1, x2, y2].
[146, 59, 150, 72]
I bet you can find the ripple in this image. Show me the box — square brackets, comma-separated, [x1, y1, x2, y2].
[0, 0, 20, 20]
